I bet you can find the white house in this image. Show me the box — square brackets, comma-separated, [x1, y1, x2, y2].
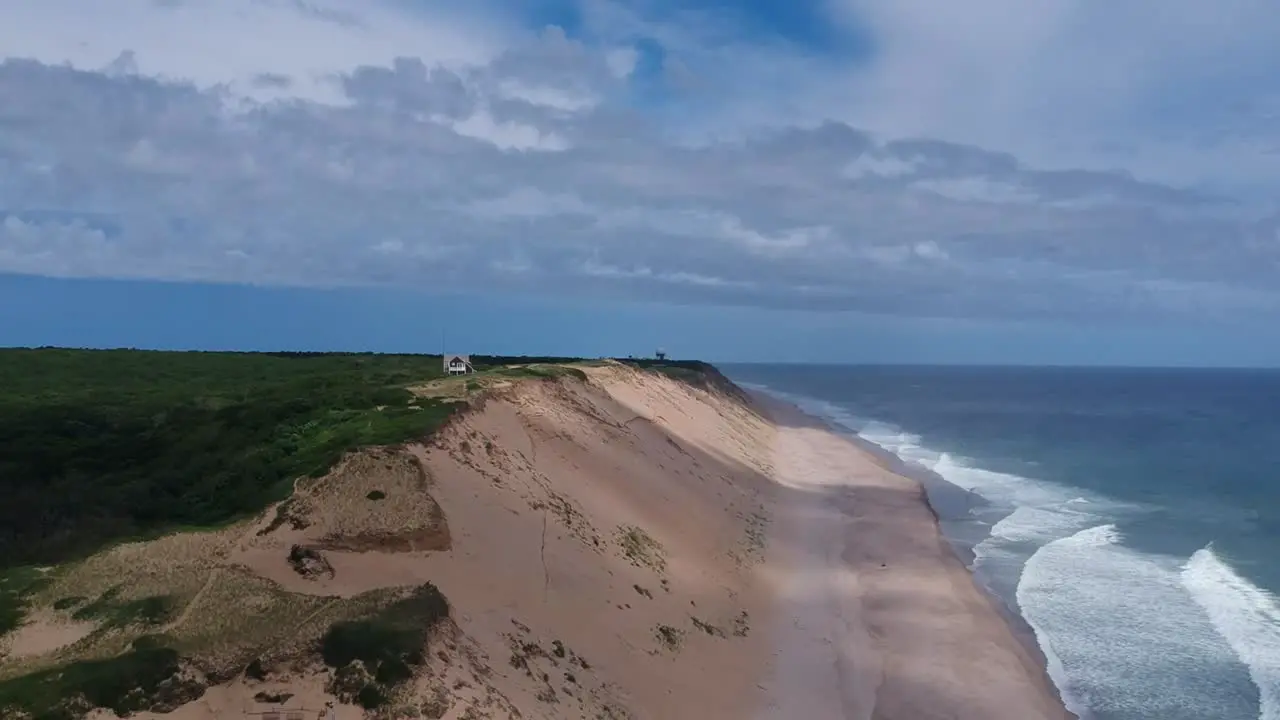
[444, 354, 472, 375]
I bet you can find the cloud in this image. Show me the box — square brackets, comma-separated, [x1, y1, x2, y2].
[824, 0, 1280, 189]
[0, 0, 1278, 322]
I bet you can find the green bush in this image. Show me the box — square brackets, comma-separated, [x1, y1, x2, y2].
[319, 583, 449, 705]
[0, 644, 194, 720]
[0, 567, 50, 636]
[356, 684, 388, 709]
[320, 584, 448, 669]
[492, 364, 588, 382]
[53, 595, 86, 611]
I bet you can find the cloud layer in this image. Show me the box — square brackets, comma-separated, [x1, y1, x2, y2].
[1, 0, 1278, 320]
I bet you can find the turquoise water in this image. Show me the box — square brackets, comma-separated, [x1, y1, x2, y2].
[724, 365, 1280, 720]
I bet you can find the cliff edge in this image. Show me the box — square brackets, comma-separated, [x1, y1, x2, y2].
[1, 360, 779, 720]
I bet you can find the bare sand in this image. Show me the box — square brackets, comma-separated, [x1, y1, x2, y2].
[10, 364, 1071, 720]
[753, 396, 1073, 720]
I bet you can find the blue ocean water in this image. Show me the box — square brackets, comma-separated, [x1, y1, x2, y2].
[723, 364, 1280, 720]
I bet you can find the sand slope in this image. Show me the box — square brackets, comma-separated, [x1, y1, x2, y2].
[3, 364, 1071, 720]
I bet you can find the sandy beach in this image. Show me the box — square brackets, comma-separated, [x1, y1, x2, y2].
[753, 395, 1073, 720]
[6, 363, 1071, 719]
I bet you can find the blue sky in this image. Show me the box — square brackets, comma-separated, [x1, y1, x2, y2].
[1, 0, 1279, 364]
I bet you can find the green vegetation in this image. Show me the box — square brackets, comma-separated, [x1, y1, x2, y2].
[615, 525, 666, 573]
[52, 596, 86, 611]
[71, 587, 177, 629]
[0, 642, 200, 720]
[0, 567, 51, 636]
[618, 359, 747, 400]
[320, 583, 449, 707]
[653, 624, 685, 652]
[470, 355, 586, 369]
[0, 348, 463, 569]
[690, 617, 726, 638]
[490, 364, 589, 382]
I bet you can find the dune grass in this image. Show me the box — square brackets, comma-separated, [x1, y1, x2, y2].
[0, 568, 51, 637]
[0, 639, 197, 720]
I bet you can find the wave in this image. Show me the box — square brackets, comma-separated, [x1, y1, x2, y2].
[1183, 547, 1280, 720]
[742, 381, 1273, 719]
[1020, 525, 1254, 719]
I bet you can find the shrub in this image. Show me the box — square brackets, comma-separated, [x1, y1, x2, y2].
[356, 684, 388, 709]
[0, 567, 50, 635]
[0, 644, 198, 720]
[72, 588, 176, 628]
[53, 595, 87, 611]
[319, 583, 449, 702]
[244, 658, 268, 681]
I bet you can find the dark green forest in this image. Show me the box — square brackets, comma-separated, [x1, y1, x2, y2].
[0, 349, 468, 572]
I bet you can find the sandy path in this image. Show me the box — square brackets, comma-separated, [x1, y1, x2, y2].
[757, 400, 1073, 720]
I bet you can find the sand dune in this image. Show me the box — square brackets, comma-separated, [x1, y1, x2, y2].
[5, 363, 1070, 719]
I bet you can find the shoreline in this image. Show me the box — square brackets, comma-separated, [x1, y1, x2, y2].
[749, 388, 1077, 719]
[841, 425, 1063, 701]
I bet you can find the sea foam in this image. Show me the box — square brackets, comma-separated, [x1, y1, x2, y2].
[740, 382, 1266, 719]
[1020, 525, 1254, 719]
[1183, 547, 1280, 720]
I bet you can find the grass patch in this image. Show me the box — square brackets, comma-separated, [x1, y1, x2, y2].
[0, 643, 202, 720]
[0, 567, 51, 636]
[491, 364, 589, 382]
[653, 624, 684, 652]
[244, 658, 268, 681]
[615, 526, 666, 573]
[690, 617, 725, 638]
[69, 587, 177, 629]
[617, 359, 747, 400]
[53, 596, 87, 611]
[0, 348, 463, 568]
[253, 690, 293, 704]
[320, 583, 449, 708]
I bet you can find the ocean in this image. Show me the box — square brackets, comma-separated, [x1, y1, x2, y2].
[723, 364, 1280, 720]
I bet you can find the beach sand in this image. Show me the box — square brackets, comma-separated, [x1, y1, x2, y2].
[15, 364, 1070, 719]
[752, 396, 1074, 720]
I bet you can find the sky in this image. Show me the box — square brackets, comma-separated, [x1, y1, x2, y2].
[1, 0, 1279, 364]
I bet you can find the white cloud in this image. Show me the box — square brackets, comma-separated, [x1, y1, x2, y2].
[605, 47, 640, 79]
[0, 0, 506, 104]
[914, 177, 1038, 205]
[0, 0, 1278, 322]
[843, 154, 919, 180]
[466, 189, 593, 219]
[824, 0, 1280, 189]
[497, 81, 597, 113]
[447, 109, 570, 152]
